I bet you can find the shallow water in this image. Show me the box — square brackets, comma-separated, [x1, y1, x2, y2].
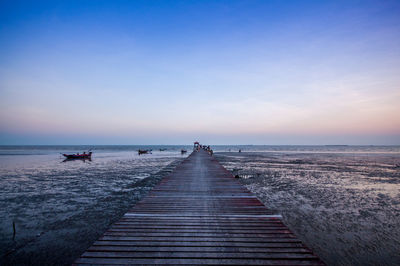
[215, 150, 400, 266]
[0, 145, 189, 265]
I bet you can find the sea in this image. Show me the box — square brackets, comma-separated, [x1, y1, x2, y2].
[1, 145, 399, 265]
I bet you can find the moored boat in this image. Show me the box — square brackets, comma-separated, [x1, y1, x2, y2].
[138, 149, 151, 155]
[63, 152, 92, 159]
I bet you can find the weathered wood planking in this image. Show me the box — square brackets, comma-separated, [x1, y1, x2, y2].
[74, 149, 324, 265]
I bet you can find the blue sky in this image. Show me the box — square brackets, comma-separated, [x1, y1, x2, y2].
[1, 0, 399, 144]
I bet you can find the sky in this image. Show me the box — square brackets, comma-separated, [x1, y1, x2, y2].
[0, 0, 399, 145]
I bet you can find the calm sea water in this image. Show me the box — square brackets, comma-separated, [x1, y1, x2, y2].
[1, 145, 399, 265]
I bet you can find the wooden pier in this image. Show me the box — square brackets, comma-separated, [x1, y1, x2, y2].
[74, 149, 324, 265]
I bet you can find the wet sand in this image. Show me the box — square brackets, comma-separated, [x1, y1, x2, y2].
[0, 154, 184, 266]
[1, 146, 399, 265]
[215, 152, 400, 266]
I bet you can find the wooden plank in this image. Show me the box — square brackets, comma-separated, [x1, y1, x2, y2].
[80, 251, 319, 259]
[87, 246, 311, 253]
[75, 257, 324, 265]
[99, 236, 299, 242]
[92, 240, 307, 248]
[74, 149, 324, 265]
[108, 228, 290, 232]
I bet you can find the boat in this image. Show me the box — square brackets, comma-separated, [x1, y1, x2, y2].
[63, 152, 92, 159]
[181, 149, 187, 154]
[138, 149, 151, 155]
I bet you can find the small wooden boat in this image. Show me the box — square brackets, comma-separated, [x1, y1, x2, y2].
[138, 149, 151, 155]
[63, 152, 92, 159]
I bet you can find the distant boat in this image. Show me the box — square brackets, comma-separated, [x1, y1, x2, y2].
[63, 152, 92, 159]
[181, 149, 187, 154]
[159, 148, 167, 151]
[138, 149, 151, 155]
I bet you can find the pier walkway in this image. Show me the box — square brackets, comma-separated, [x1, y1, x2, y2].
[74, 150, 324, 265]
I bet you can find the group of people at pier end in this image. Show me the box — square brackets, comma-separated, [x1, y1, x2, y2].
[193, 141, 213, 156]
